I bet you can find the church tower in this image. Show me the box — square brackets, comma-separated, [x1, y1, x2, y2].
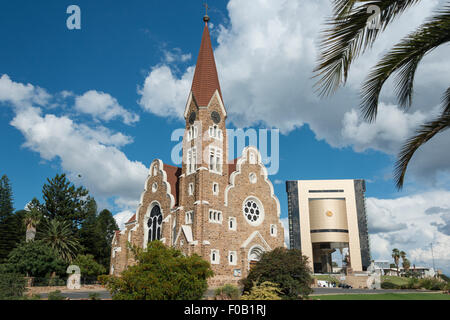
[179, 14, 229, 258]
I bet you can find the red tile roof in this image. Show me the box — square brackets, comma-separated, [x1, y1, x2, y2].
[126, 214, 136, 224]
[163, 164, 182, 206]
[228, 158, 239, 181]
[191, 22, 223, 107]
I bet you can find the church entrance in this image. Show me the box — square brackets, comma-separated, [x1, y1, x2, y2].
[248, 245, 265, 270]
[147, 205, 162, 243]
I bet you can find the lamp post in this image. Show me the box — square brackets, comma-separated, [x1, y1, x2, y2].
[430, 243, 436, 277]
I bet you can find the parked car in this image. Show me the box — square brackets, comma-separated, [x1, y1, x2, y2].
[338, 283, 353, 289]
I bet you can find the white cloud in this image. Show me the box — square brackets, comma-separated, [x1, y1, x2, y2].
[113, 210, 135, 231]
[10, 106, 148, 203]
[280, 217, 289, 248]
[0, 74, 51, 108]
[137, 0, 450, 184]
[138, 65, 194, 119]
[1, 75, 148, 211]
[75, 90, 139, 125]
[164, 48, 192, 64]
[341, 103, 434, 154]
[366, 190, 450, 273]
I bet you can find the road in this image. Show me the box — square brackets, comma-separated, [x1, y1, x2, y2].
[40, 287, 434, 300]
[312, 287, 433, 295]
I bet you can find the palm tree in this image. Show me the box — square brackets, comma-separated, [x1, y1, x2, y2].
[37, 219, 80, 262]
[392, 248, 401, 276]
[23, 208, 42, 242]
[400, 250, 412, 274]
[314, 0, 450, 189]
[403, 258, 411, 273]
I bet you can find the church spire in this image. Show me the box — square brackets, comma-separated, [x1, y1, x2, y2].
[191, 13, 222, 107]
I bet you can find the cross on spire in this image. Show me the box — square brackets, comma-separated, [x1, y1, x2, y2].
[203, 2, 210, 23]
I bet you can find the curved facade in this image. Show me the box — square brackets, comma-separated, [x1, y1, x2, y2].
[287, 180, 371, 273]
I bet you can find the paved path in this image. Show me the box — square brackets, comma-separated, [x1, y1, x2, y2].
[40, 290, 112, 300]
[312, 287, 435, 295]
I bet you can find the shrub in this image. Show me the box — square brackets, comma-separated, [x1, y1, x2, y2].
[73, 254, 107, 278]
[47, 290, 65, 300]
[444, 282, 450, 294]
[407, 277, 420, 289]
[241, 248, 313, 300]
[0, 273, 27, 300]
[89, 292, 101, 300]
[381, 281, 400, 289]
[241, 282, 282, 300]
[100, 241, 213, 300]
[418, 278, 445, 291]
[214, 284, 241, 300]
[5, 241, 66, 278]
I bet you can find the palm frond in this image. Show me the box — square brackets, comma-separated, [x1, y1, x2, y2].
[361, 6, 450, 121]
[443, 87, 450, 114]
[314, 0, 421, 97]
[394, 109, 450, 190]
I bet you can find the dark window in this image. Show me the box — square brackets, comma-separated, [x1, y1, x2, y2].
[147, 205, 162, 243]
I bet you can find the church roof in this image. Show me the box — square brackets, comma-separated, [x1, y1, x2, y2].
[163, 164, 182, 206]
[126, 214, 136, 224]
[191, 21, 223, 107]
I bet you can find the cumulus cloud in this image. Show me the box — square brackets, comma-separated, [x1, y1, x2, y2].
[113, 210, 135, 231]
[75, 90, 139, 125]
[0, 74, 51, 108]
[341, 103, 434, 154]
[138, 65, 194, 119]
[137, 0, 450, 185]
[366, 190, 450, 272]
[1, 74, 148, 210]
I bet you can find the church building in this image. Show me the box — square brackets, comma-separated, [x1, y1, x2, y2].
[110, 14, 285, 287]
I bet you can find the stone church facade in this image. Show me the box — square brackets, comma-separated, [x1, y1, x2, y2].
[110, 16, 285, 287]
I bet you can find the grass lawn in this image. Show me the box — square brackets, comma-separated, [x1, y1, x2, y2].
[311, 293, 450, 300]
[381, 276, 410, 286]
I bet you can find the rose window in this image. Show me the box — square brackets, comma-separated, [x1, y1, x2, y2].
[243, 198, 263, 224]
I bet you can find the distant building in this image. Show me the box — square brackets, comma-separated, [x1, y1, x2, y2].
[286, 180, 371, 273]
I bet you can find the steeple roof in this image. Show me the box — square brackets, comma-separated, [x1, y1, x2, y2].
[191, 20, 223, 107]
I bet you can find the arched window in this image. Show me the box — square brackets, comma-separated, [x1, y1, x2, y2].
[147, 205, 163, 243]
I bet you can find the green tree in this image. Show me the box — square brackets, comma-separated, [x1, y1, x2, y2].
[73, 254, 106, 277]
[40, 174, 91, 229]
[400, 251, 411, 274]
[0, 272, 27, 300]
[100, 241, 213, 300]
[23, 199, 42, 242]
[241, 281, 282, 301]
[37, 219, 81, 262]
[0, 175, 18, 262]
[79, 208, 118, 268]
[314, 0, 450, 189]
[241, 248, 313, 300]
[4, 240, 66, 278]
[0, 175, 14, 222]
[392, 248, 401, 276]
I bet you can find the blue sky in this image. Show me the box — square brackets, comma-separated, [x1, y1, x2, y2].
[1, 0, 449, 273]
